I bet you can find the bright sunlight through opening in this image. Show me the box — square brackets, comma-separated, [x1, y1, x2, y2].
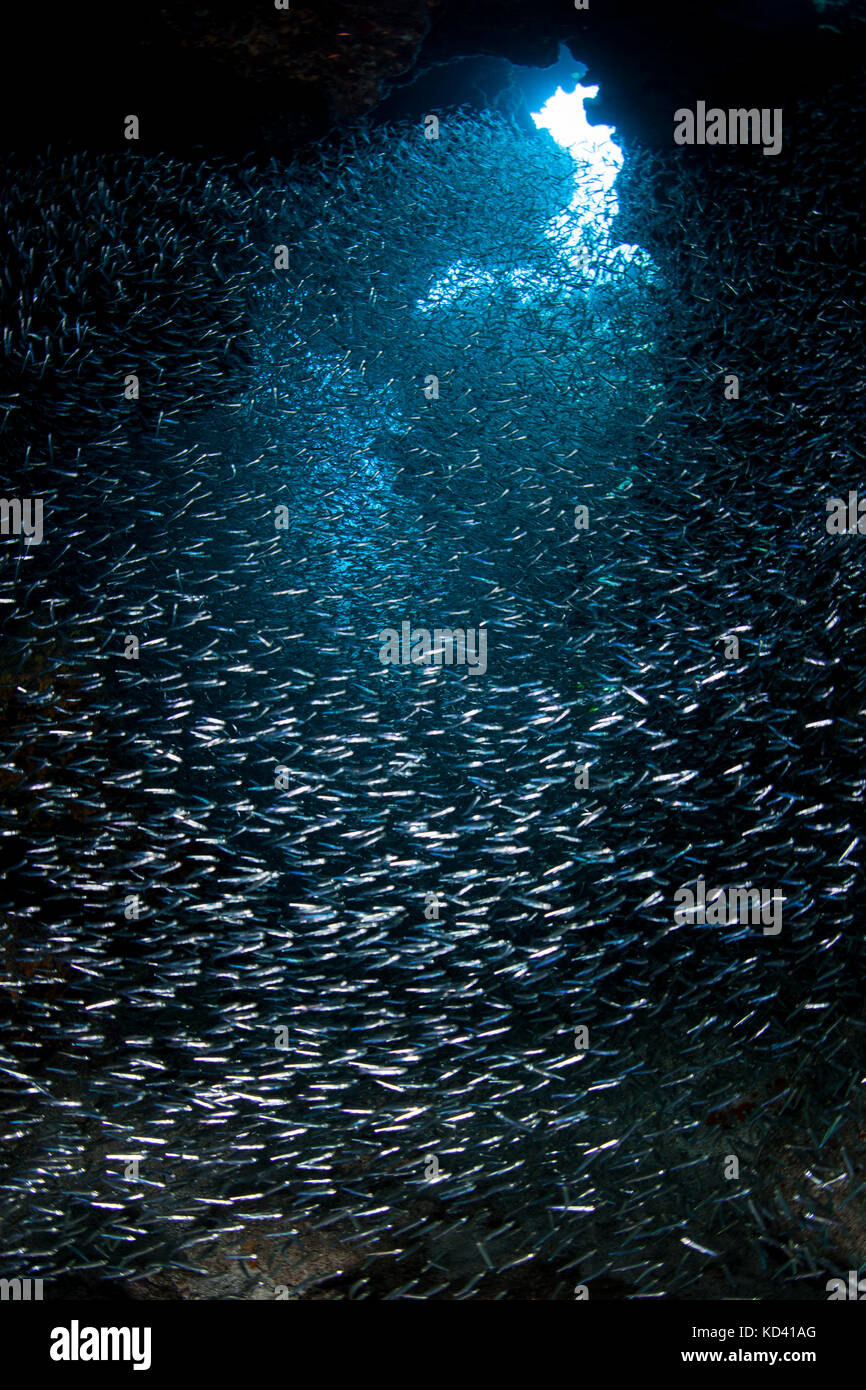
[531, 83, 640, 258]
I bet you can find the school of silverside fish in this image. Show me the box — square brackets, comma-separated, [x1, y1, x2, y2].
[0, 79, 864, 1299]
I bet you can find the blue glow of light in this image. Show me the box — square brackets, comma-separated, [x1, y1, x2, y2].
[531, 84, 621, 192]
[417, 82, 646, 312]
[531, 83, 640, 260]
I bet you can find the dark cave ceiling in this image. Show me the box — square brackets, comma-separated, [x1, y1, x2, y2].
[3, 0, 861, 156]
